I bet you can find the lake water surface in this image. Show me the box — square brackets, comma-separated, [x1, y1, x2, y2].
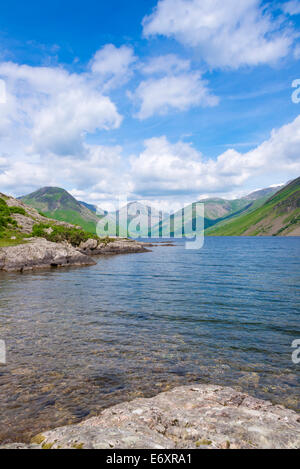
[0, 237, 299, 443]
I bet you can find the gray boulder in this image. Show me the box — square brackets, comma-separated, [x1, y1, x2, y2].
[94, 239, 150, 255]
[0, 238, 96, 272]
[79, 238, 98, 250]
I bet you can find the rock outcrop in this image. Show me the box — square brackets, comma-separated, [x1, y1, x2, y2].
[0, 235, 149, 273]
[3, 194, 80, 232]
[0, 238, 96, 272]
[3, 385, 299, 449]
[0, 192, 150, 272]
[79, 238, 150, 256]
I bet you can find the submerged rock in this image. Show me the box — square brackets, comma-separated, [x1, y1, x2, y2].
[0, 238, 96, 272]
[3, 385, 299, 449]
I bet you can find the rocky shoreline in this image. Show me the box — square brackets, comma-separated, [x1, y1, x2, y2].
[1, 384, 299, 449]
[0, 237, 150, 272]
[78, 237, 150, 257]
[0, 192, 151, 272]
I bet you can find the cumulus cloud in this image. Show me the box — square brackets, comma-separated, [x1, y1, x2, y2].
[0, 59, 122, 157]
[31, 89, 121, 156]
[294, 43, 300, 59]
[0, 79, 6, 103]
[0, 143, 131, 205]
[281, 1, 300, 15]
[0, 156, 7, 168]
[141, 54, 190, 75]
[0, 48, 129, 203]
[131, 53, 218, 119]
[130, 71, 218, 119]
[143, 0, 294, 68]
[1, 112, 300, 210]
[0, 37, 299, 211]
[131, 115, 300, 198]
[90, 44, 137, 90]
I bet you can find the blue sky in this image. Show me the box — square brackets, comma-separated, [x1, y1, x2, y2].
[0, 0, 300, 211]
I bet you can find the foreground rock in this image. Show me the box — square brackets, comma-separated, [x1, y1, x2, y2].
[5, 385, 299, 449]
[0, 238, 96, 272]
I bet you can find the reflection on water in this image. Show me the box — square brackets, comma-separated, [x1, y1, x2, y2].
[0, 237, 299, 443]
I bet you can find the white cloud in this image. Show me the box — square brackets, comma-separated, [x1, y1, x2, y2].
[0, 40, 299, 211]
[1, 114, 300, 211]
[0, 79, 6, 103]
[0, 143, 131, 206]
[0, 156, 7, 168]
[294, 43, 300, 59]
[142, 54, 190, 75]
[0, 49, 128, 202]
[0, 59, 122, 157]
[131, 114, 300, 198]
[31, 88, 121, 156]
[143, 0, 294, 69]
[130, 72, 219, 119]
[282, 1, 300, 15]
[131, 54, 217, 119]
[90, 44, 137, 90]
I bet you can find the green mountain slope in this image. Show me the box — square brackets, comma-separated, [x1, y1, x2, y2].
[21, 187, 101, 234]
[79, 200, 97, 213]
[152, 186, 281, 237]
[20, 183, 290, 238]
[206, 177, 300, 236]
[0, 191, 108, 248]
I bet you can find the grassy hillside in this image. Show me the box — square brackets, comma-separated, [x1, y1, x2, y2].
[206, 177, 300, 236]
[21, 187, 101, 234]
[0, 192, 111, 247]
[151, 187, 280, 237]
[0, 195, 29, 246]
[203, 191, 280, 234]
[19, 184, 291, 238]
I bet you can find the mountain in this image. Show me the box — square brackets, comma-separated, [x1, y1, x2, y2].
[152, 185, 282, 237]
[20, 182, 293, 238]
[206, 177, 300, 236]
[0, 189, 101, 249]
[242, 186, 283, 201]
[115, 202, 168, 237]
[198, 186, 283, 227]
[78, 201, 98, 213]
[20, 187, 102, 234]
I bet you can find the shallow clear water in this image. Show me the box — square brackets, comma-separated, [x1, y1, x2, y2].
[0, 237, 299, 443]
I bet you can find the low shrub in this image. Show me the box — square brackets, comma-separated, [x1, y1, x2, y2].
[9, 206, 27, 216]
[38, 210, 47, 217]
[0, 198, 19, 231]
[31, 223, 99, 247]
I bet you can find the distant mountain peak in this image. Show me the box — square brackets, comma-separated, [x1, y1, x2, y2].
[20, 187, 102, 234]
[243, 185, 284, 201]
[19, 179, 298, 238]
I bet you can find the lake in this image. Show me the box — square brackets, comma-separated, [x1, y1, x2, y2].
[0, 236, 299, 443]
